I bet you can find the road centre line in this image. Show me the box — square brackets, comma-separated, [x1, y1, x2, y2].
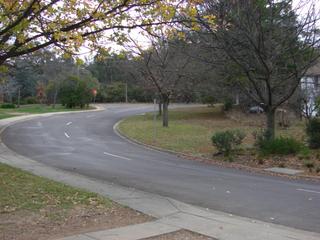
[64, 132, 70, 138]
[66, 122, 72, 126]
[103, 152, 132, 161]
[296, 188, 320, 194]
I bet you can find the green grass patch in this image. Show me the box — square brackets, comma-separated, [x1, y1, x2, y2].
[0, 104, 93, 119]
[118, 107, 225, 156]
[0, 163, 111, 213]
[118, 106, 307, 158]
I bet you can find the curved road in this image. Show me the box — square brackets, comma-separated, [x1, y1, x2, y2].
[2, 104, 320, 233]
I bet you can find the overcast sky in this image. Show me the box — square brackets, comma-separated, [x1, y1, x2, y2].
[80, 0, 320, 62]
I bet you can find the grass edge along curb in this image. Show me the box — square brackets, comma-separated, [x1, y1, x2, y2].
[114, 118, 320, 182]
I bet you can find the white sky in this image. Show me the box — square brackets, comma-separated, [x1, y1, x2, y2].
[79, 0, 320, 62]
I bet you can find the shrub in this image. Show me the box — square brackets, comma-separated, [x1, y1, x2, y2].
[211, 129, 246, 156]
[0, 103, 16, 109]
[24, 96, 38, 104]
[59, 75, 98, 108]
[297, 147, 311, 160]
[306, 118, 320, 149]
[202, 95, 216, 106]
[223, 98, 233, 111]
[258, 137, 304, 156]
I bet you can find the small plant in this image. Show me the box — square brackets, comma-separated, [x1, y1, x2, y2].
[0, 103, 16, 109]
[304, 160, 315, 172]
[278, 162, 286, 168]
[297, 147, 311, 160]
[211, 129, 246, 156]
[258, 137, 304, 156]
[316, 167, 320, 174]
[223, 98, 233, 111]
[306, 118, 320, 149]
[202, 95, 216, 106]
[24, 96, 38, 104]
[252, 129, 267, 148]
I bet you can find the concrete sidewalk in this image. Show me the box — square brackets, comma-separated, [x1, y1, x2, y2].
[1, 112, 320, 240]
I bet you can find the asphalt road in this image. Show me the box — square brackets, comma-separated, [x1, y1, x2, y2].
[2, 104, 320, 233]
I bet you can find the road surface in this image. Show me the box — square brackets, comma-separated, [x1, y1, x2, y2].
[2, 104, 320, 232]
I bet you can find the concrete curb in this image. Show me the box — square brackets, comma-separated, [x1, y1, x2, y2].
[114, 119, 320, 182]
[1, 107, 320, 240]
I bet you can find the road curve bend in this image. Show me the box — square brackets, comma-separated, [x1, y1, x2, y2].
[2, 104, 320, 232]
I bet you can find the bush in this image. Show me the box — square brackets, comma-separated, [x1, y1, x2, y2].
[0, 103, 16, 109]
[223, 98, 233, 111]
[24, 96, 38, 104]
[258, 137, 304, 156]
[211, 129, 246, 156]
[306, 118, 320, 149]
[202, 95, 216, 106]
[59, 75, 99, 108]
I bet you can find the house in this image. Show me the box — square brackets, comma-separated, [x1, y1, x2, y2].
[300, 60, 320, 117]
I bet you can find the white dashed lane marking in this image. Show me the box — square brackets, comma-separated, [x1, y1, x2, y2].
[64, 132, 70, 138]
[103, 152, 132, 161]
[296, 188, 320, 194]
[66, 122, 72, 126]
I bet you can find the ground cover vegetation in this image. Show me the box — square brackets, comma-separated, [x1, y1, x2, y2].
[118, 106, 320, 176]
[0, 163, 151, 240]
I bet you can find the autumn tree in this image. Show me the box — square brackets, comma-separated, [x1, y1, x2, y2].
[193, 0, 320, 139]
[0, 0, 192, 67]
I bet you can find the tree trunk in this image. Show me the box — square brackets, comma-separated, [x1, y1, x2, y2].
[158, 102, 162, 116]
[162, 99, 169, 127]
[266, 109, 276, 140]
[53, 88, 58, 109]
[17, 88, 21, 108]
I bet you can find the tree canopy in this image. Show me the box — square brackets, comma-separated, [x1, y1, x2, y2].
[0, 0, 196, 66]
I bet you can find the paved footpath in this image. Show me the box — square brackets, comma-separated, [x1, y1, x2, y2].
[1, 108, 320, 240]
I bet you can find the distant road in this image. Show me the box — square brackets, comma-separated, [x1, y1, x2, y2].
[2, 104, 320, 232]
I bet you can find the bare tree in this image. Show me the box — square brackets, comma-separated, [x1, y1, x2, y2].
[194, 0, 320, 139]
[129, 36, 193, 127]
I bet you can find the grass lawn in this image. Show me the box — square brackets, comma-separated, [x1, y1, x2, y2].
[0, 163, 151, 240]
[118, 105, 263, 157]
[118, 106, 320, 175]
[0, 104, 93, 119]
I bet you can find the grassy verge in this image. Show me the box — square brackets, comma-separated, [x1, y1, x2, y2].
[0, 104, 93, 119]
[118, 106, 320, 175]
[0, 163, 110, 213]
[118, 106, 254, 157]
[0, 163, 151, 239]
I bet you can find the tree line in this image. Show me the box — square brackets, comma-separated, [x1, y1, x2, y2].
[0, 0, 319, 140]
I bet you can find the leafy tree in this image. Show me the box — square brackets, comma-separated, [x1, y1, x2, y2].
[104, 81, 126, 102]
[59, 74, 99, 108]
[0, 0, 193, 67]
[194, 0, 320, 139]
